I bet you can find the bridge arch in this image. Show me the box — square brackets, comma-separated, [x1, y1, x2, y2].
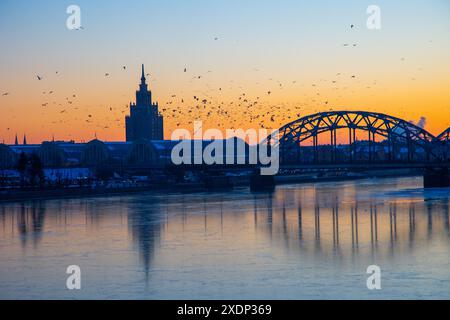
[266, 111, 439, 164]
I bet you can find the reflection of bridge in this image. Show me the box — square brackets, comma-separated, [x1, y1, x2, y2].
[252, 186, 450, 252]
[266, 111, 449, 164]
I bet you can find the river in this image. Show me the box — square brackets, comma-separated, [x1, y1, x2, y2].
[0, 176, 449, 299]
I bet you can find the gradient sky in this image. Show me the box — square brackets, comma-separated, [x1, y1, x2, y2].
[0, 0, 449, 143]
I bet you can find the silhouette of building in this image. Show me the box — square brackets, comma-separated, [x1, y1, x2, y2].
[125, 65, 164, 141]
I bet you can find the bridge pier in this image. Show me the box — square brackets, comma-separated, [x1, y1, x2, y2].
[423, 167, 450, 188]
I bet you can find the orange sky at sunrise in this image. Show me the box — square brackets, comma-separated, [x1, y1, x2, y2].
[1, 1, 449, 144]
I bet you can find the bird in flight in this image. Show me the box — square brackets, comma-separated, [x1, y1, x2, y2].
[37, 75, 43, 80]
[351, 24, 354, 29]
[105, 73, 110, 77]
[122, 66, 126, 70]
[2, 92, 9, 96]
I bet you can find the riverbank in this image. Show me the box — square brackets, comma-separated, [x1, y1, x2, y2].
[0, 181, 225, 202]
[0, 169, 425, 202]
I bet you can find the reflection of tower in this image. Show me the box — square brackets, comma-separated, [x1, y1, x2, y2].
[125, 64, 164, 141]
[128, 201, 163, 280]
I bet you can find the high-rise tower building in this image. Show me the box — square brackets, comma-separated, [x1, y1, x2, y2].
[125, 65, 164, 141]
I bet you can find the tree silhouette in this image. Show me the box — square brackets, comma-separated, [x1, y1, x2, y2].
[29, 153, 44, 186]
[15, 152, 45, 187]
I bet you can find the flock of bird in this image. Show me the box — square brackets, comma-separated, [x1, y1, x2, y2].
[1, 25, 440, 140]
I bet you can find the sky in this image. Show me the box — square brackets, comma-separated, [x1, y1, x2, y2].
[0, 0, 449, 143]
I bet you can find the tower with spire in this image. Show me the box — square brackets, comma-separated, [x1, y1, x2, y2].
[125, 64, 164, 141]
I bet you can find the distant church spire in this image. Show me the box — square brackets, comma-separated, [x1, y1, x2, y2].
[23, 134, 27, 145]
[15, 134, 18, 145]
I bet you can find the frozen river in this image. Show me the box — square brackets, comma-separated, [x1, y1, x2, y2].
[0, 176, 449, 299]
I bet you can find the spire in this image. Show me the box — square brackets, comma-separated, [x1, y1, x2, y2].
[23, 134, 27, 145]
[15, 134, 18, 146]
[141, 64, 146, 84]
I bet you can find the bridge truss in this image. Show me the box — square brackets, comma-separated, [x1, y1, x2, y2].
[266, 111, 444, 164]
[437, 127, 450, 143]
[437, 127, 450, 161]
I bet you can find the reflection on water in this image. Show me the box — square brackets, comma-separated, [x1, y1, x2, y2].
[0, 176, 449, 299]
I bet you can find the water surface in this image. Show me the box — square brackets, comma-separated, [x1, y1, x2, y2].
[0, 176, 449, 299]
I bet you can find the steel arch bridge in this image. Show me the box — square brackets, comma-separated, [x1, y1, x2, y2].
[266, 110, 442, 164]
